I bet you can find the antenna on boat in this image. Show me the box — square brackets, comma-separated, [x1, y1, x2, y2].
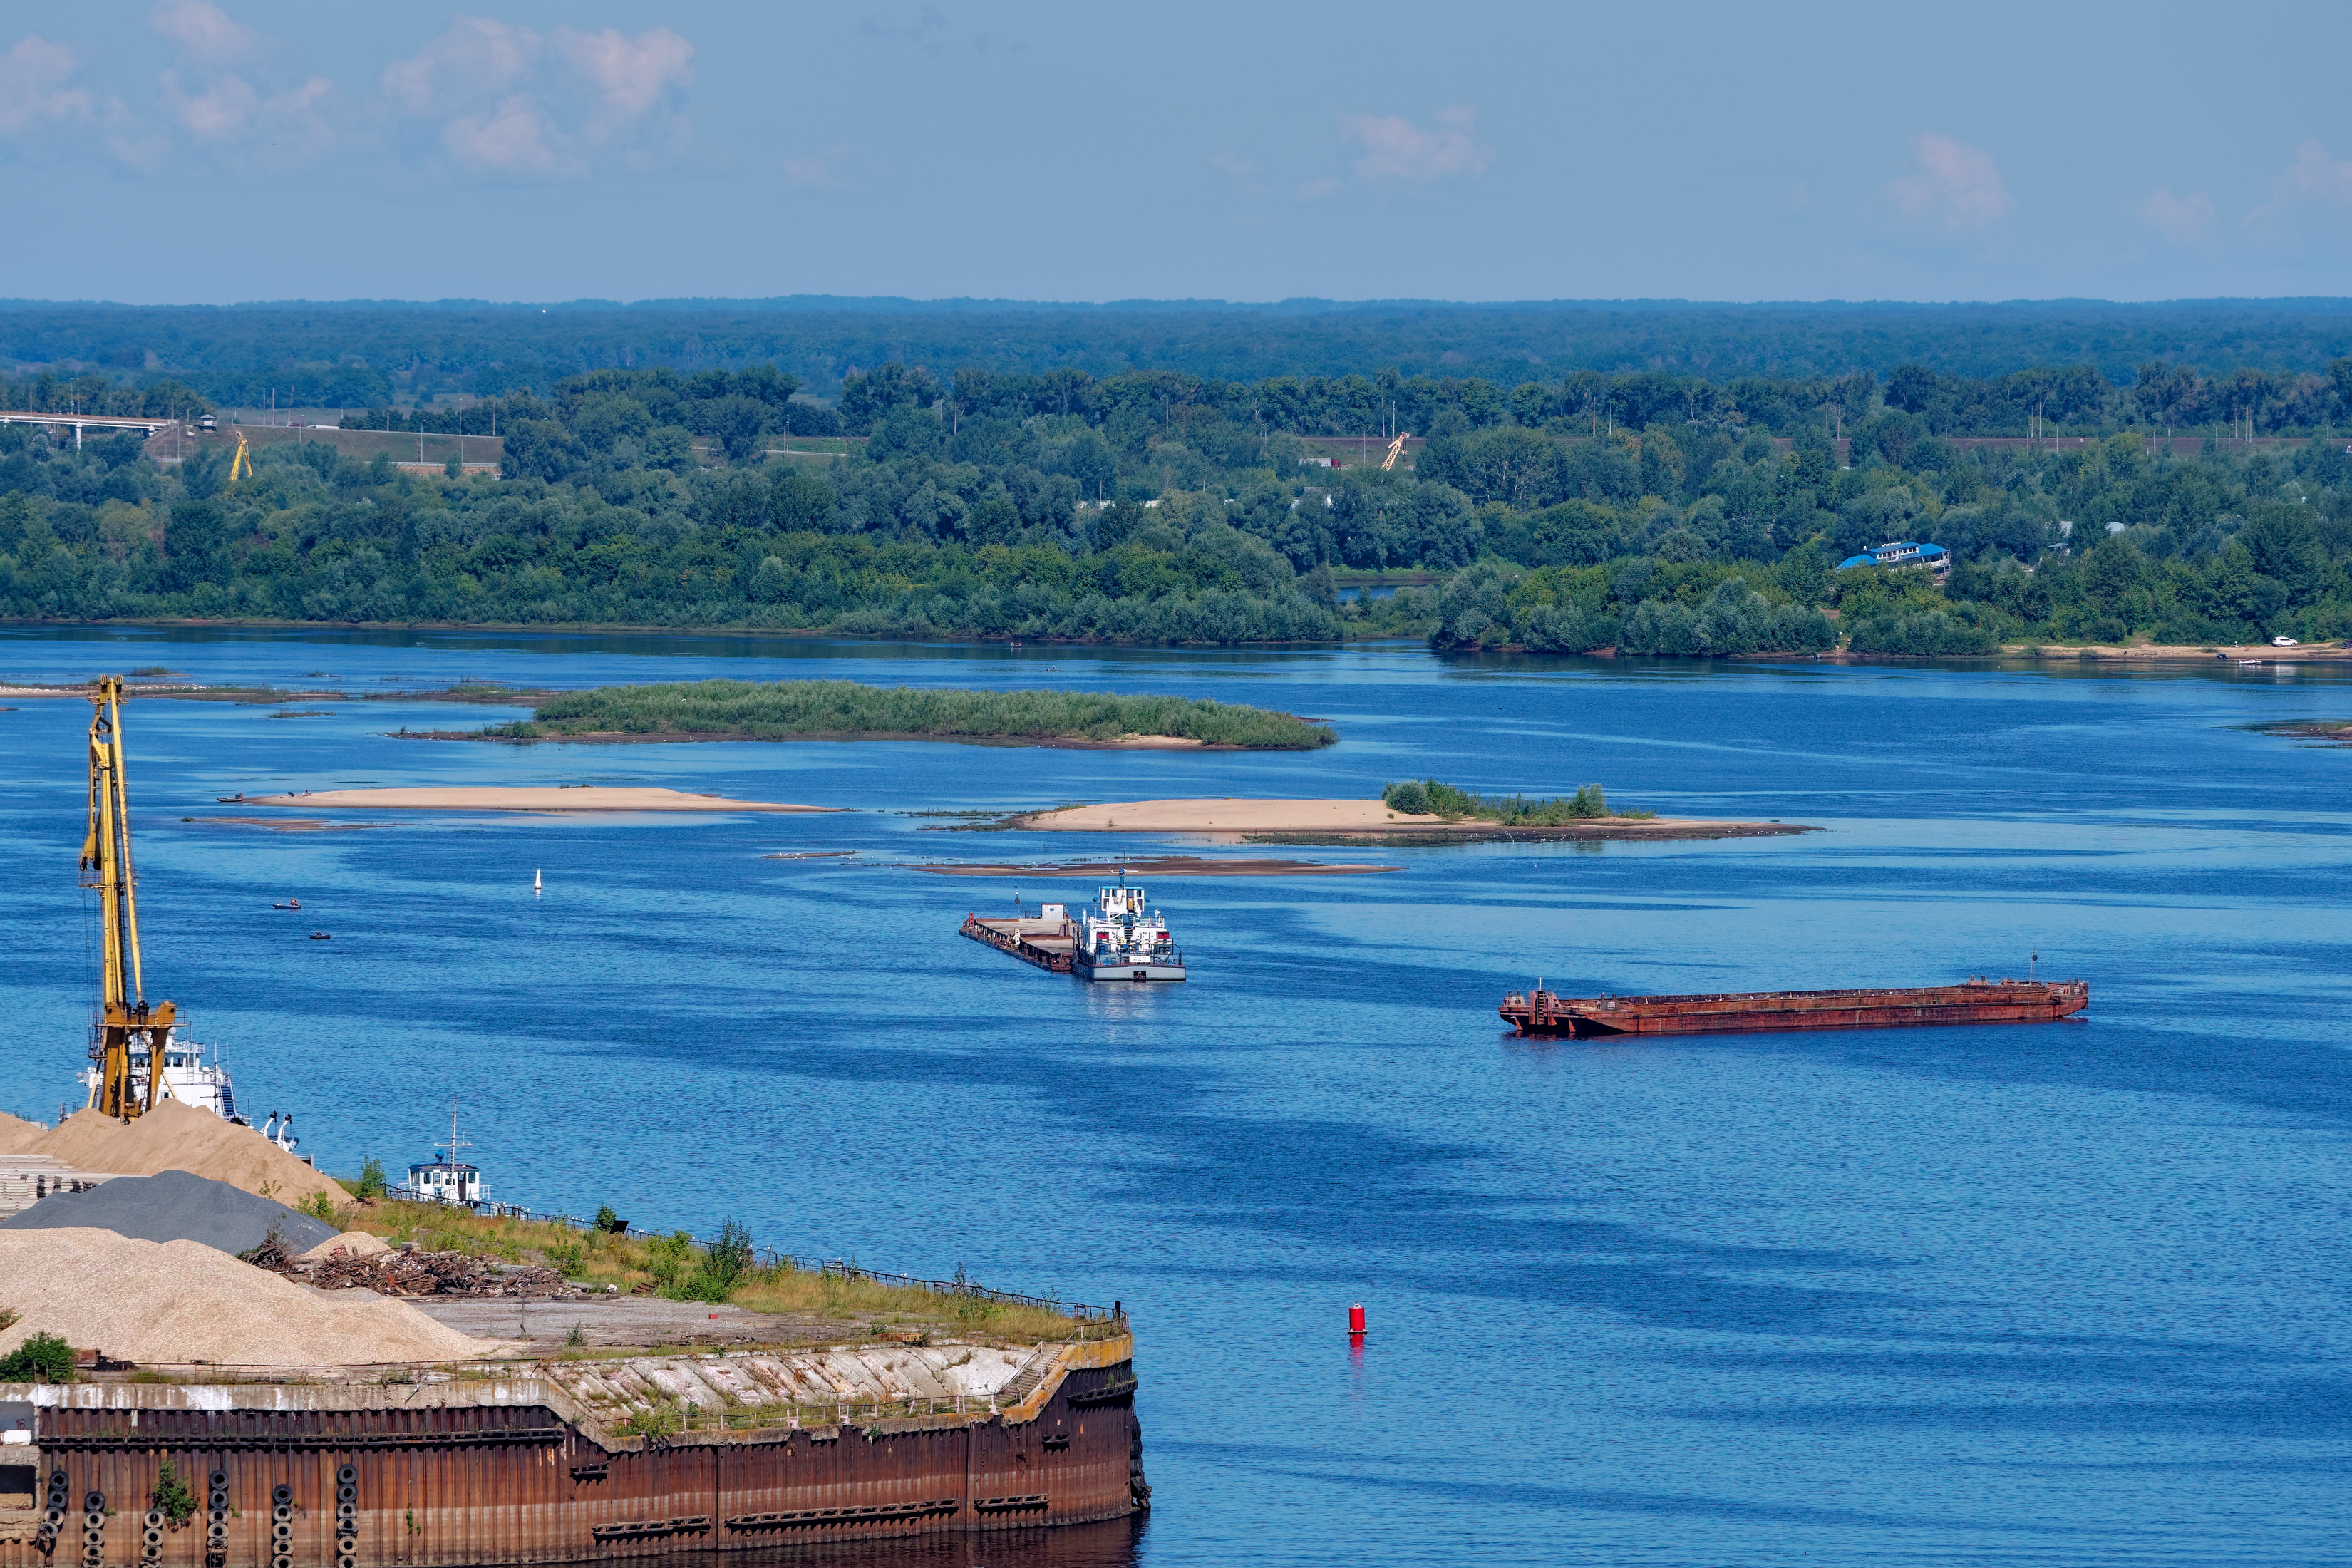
[2029, 951, 2037, 982]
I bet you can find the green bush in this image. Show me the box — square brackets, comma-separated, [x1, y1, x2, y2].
[353, 1157, 388, 1202]
[152, 1460, 198, 1527]
[1383, 778, 1640, 824]
[0, 1331, 75, 1383]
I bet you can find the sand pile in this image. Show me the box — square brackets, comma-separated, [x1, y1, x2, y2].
[26, 1100, 347, 1209]
[0, 1113, 38, 1154]
[299, 1230, 391, 1263]
[0, 1229, 504, 1367]
[0, 1170, 339, 1256]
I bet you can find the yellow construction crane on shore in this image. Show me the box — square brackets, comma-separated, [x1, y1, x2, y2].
[1380, 432, 1411, 471]
[81, 675, 174, 1119]
[227, 435, 252, 484]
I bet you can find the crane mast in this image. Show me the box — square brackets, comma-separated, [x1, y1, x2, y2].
[81, 674, 174, 1119]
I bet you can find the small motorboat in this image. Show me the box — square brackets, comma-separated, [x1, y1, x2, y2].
[309, 931, 331, 941]
[273, 899, 301, 910]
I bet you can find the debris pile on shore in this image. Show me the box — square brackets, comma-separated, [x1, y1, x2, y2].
[12, 1100, 346, 1208]
[250, 1241, 576, 1299]
[0, 1112, 38, 1154]
[0, 1228, 504, 1366]
[0, 1169, 339, 1255]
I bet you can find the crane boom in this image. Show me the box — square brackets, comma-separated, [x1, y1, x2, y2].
[82, 675, 174, 1119]
[1380, 432, 1410, 471]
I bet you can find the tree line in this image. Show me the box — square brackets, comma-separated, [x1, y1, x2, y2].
[0, 355, 2347, 653]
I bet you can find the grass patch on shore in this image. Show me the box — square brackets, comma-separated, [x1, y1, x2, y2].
[478, 678, 1336, 749]
[1381, 778, 1657, 824]
[346, 1200, 1113, 1345]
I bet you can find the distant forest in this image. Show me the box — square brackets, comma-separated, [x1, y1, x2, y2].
[1, 299, 2349, 651]
[6, 296, 2352, 409]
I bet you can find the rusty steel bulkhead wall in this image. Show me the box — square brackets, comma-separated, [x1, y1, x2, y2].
[0, 1351, 1142, 1567]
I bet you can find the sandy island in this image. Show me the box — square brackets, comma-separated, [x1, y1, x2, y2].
[243, 786, 834, 813]
[922, 855, 1398, 877]
[1005, 798, 1810, 841]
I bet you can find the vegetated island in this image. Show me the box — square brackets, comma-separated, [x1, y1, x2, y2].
[242, 786, 832, 813]
[921, 855, 1398, 877]
[1005, 780, 1814, 845]
[406, 679, 1337, 750]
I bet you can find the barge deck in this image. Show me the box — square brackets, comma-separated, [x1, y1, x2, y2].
[961, 912, 1076, 973]
[1502, 977, 2090, 1036]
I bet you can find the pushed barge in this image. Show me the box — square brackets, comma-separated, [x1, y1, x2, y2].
[1501, 976, 2090, 1037]
[0, 1329, 1143, 1566]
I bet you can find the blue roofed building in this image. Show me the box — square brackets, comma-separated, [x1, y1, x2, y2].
[1837, 540, 1949, 574]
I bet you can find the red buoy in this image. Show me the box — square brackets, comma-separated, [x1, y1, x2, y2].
[1348, 1302, 1366, 1336]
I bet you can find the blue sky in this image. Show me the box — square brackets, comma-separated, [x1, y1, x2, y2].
[4, 1, 2349, 306]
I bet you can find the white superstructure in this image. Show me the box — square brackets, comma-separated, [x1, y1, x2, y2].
[1073, 874, 1187, 983]
[78, 1026, 241, 1123]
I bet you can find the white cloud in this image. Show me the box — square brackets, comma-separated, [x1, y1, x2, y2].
[781, 145, 849, 190]
[1296, 175, 1343, 201]
[445, 94, 563, 175]
[0, 34, 91, 137]
[1887, 132, 2011, 230]
[380, 17, 538, 115]
[381, 18, 693, 178]
[2140, 186, 2214, 242]
[1338, 105, 1490, 185]
[555, 26, 692, 125]
[148, 1, 256, 65]
[2252, 140, 2352, 224]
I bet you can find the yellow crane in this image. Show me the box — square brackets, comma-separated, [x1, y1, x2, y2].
[1380, 432, 1412, 471]
[227, 435, 252, 483]
[81, 676, 175, 1119]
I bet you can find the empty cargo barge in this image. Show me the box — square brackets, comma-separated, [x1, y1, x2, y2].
[0, 1323, 1144, 1566]
[1500, 976, 2090, 1037]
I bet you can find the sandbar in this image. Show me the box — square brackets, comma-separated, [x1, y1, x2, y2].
[921, 855, 1398, 877]
[1006, 798, 1810, 841]
[244, 786, 833, 813]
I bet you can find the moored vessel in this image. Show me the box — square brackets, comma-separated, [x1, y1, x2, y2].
[1501, 976, 2089, 1036]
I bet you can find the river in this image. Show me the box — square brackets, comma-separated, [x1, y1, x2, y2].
[3, 626, 2348, 1567]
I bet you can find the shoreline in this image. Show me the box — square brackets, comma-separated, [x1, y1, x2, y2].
[242, 786, 835, 813]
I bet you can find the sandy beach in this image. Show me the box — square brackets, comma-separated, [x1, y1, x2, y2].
[244, 786, 834, 813]
[1007, 798, 1802, 837]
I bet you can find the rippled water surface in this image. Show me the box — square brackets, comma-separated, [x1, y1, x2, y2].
[4, 626, 2350, 1567]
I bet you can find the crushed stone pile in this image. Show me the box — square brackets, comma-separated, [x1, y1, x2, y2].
[24, 1100, 347, 1209]
[0, 1113, 38, 1155]
[298, 1229, 391, 1264]
[264, 1245, 575, 1299]
[0, 1169, 339, 1256]
[0, 1228, 505, 1367]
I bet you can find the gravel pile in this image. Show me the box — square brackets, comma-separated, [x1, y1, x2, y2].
[26, 1100, 346, 1209]
[0, 1169, 339, 1255]
[0, 1228, 504, 1367]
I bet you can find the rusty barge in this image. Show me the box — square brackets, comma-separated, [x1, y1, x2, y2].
[0, 1328, 1143, 1567]
[961, 909, 1076, 973]
[1501, 976, 2090, 1037]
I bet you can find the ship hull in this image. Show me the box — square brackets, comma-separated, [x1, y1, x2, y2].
[1501, 981, 2088, 1038]
[1073, 953, 1187, 983]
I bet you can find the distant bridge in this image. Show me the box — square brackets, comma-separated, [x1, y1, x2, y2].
[0, 410, 180, 449]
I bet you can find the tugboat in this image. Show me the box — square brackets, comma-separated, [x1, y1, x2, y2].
[1073, 872, 1187, 983]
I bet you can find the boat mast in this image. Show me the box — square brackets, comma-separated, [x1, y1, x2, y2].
[81, 675, 175, 1119]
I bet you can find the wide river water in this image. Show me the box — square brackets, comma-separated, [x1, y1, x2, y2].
[3, 627, 2349, 1567]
